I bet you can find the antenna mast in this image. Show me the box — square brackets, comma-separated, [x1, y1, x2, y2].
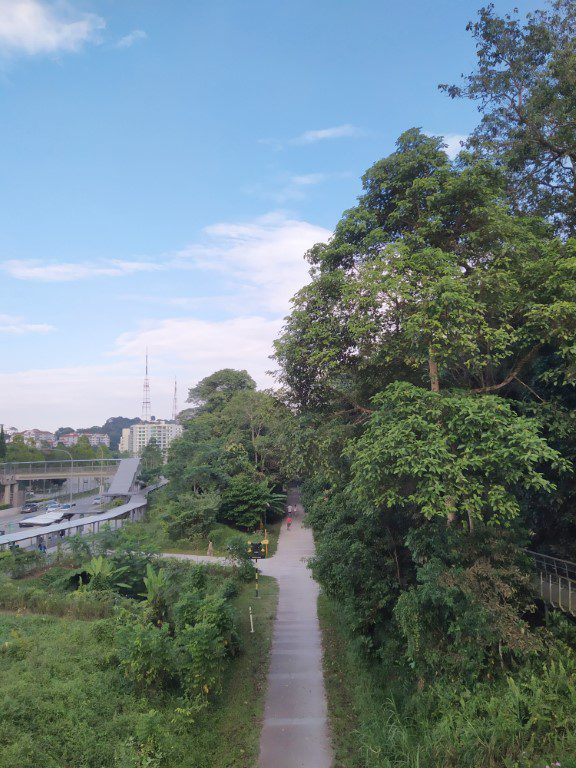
[142, 349, 151, 422]
[172, 378, 178, 421]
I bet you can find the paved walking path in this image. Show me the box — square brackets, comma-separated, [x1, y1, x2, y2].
[162, 494, 334, 767]
[256, 494, 333, 768]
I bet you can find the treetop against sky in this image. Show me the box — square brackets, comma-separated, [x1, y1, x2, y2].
[0, 0, 540, 430]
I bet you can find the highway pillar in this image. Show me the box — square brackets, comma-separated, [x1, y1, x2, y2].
[2, 482, 14, 506]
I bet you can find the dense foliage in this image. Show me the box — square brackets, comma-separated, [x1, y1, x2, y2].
[159, 369, 289, 547]
[273, 1, 576, 764]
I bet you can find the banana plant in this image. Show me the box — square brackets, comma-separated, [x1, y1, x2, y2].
[141, 564, 171, 627]
[82, 555, 131, 592]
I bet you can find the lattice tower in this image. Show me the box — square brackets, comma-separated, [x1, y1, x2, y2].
[142, 349, 151, 422]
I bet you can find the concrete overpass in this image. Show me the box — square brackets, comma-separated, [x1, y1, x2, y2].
[0, 459, 121, 505]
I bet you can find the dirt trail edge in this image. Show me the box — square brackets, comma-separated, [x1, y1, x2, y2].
[257, 491, 334, 768]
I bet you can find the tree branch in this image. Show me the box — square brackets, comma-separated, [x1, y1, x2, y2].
[472, 345, 542, 394]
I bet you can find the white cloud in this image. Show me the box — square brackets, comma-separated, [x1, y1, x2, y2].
[260, 124, 366, 151]
[0, 313, 54, 334]
[272, 173, 328, 203]
[0, 362, 142, 431]
[115, 29, 147, 49]
[176, 212, 331, 312]
[290, 124, 365, 145]
[0, 212, 332, 427]
[114, 316, 283, 387]
[0, 0, 105, 56]
[1, 259, 162, 282]
[442, 133, 468, 160]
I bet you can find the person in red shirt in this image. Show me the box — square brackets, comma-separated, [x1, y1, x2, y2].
[287, 515, 292, 530]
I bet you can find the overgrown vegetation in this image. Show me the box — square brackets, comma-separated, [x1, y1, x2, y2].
[0, 523, 278, 768]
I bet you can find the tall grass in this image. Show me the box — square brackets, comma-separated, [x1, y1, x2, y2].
[0, 576, 118, 618]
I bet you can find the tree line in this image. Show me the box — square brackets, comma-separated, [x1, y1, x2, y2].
[269, 3, 576, 764]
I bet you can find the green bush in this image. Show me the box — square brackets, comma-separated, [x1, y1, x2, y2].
[116, 619, 177, 692]
[218, 476, 272, 530]
[0, 548, 44, 579]
[162, 491, 219, 541]
[226, 535, 256, 581]
[0, 576, 118, 619]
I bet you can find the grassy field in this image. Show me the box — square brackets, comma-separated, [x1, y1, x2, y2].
[0, 575, 278, 768]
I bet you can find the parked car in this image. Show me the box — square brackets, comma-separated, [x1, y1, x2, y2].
[21, 503, 39, 514]
[59, 503, 76, 511]
[92, 497, 102, 505]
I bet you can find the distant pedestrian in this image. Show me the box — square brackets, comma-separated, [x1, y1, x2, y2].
[287, 504, 293, 516]
[38, 537, 47, 553]
[286, 516, 292, 530]
[207, 540, 214, 557]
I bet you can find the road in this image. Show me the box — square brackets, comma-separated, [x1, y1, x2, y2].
[0, 492, 102, 535]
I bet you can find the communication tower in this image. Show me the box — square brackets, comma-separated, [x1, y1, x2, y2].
[142, 349, 151, 422]
[172, 378, 178, 421]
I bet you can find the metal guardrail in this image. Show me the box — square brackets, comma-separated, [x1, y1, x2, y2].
[0, 459, 120, 479]
[526, 550, 576, 616]
[527, 550, 576, 581]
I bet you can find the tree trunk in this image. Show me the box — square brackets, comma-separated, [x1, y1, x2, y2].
[428, 349, 440, 392]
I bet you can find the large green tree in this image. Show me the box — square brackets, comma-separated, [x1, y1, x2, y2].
[442, 1, 576, 234]
[187, 369, 256, 415]
[275, 126, 576, 671]
[276, 130, 576, 407]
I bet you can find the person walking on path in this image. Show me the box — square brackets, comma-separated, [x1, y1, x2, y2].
[286, 515, 292, 530]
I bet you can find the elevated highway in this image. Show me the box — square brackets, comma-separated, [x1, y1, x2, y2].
[0, 459, 121, 505]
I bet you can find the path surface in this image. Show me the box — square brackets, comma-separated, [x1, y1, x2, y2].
[161, 495, 334, 767]
[256, 493, 333, 768]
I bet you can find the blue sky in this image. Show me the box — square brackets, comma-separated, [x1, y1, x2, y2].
[0, 0, 539, 430]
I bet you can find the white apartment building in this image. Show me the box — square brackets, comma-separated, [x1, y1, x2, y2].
[58, 432, 110, 448]
[14, 429, 57, 449]
[119, 420, 183, 458]
[86, 433, 110, 447]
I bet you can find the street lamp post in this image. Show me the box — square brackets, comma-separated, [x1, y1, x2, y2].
[59, 449, 74, 504]
[97, 445, 105, 495]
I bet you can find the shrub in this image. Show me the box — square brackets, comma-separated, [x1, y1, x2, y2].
[0, 548, 44, 579]
[218, 476, 271, 530]
[163, 492, 219, 541]
[178, 621, 227, 699]
[172, 589, 203, 632]
[116, 619, 177, 692]
[226, 535, 256, 581]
